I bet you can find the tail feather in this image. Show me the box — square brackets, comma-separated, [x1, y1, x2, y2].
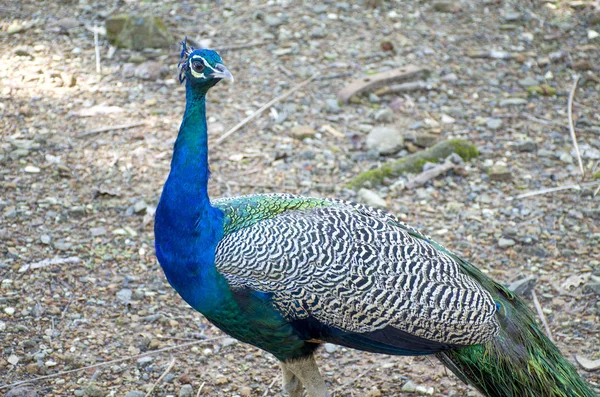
[437, 254, 597, 397]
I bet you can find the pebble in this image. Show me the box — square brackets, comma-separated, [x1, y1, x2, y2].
[489, 164, 511, 181]
[40, 234, 51, 244]
[503, 11, 522, 22]
[309, 27, 327, 39]
[508, 275, 537, 297]
[498, 238, 516, 248]
[117, 289, 133, 305]
[516, 140, 537, 152]
[486, 118, 503, 130]
[124, 392, 145, 397]
[518, 77, 538, 87]
[499, 98, 528, 106]
[83, 384, 104, 397]
[324, 99, 341, 113]
[374, 108, 394, 123]
[290, 125, 316, 140]
[366, 126, 404, 155]
[4, 307, 16, 315]
[136, 356, 154, 368]
[90, 227, 106, 237]
[432, 2, 458, 13]
[323, 343, 338, 353]
[440, 114, 455, 124]
[5, 385, 37, 397]
[179, 384, 194, 397]
[134, 61, 164, 80]
[365, 387, 382, 397]
[24, 166, 41, 174]
[265, 15, 285, 27]
[588, 30, 599, 40]
[239, 386, 252, 397]
[133, 200, 148, 214]
[358, 189, 387, 208]
[401, 380, 434, 394]
[440, 72, 458, 82]
[7, 354, 19, 365]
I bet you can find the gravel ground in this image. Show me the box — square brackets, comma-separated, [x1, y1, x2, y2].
[1, 0, 600, 396]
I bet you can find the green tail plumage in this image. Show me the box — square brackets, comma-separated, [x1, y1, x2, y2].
[436, 252, 597, 397]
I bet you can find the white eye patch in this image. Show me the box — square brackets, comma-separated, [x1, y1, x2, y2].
[189, 55, 218, 79]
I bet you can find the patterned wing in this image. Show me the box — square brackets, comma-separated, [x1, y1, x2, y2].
[213, 194, 500, 346]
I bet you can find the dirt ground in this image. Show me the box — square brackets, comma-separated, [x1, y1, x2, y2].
[1, 0, 600, 396]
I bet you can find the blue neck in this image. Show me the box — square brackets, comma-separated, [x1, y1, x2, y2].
[155, 84, 225, 310]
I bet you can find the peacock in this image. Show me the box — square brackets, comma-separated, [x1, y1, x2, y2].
[154, 41, 597, 397]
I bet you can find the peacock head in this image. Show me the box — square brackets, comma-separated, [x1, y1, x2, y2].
[178, 39, 234, 90]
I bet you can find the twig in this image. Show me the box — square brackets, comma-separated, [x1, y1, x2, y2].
[567, 76, 584, 176]
[0, 337, 225, 391]
[214, 40, 272, 52]
[406, 162, 457, 189]
[594, 184, 600, 197]
[195, 381, 205, 397]
[144, 357, 176, 397]
[214, 72, 319, 145]
[532, 290, 554, 343]
[316, 72, 353, 81]
[77, 122, 145, 138]
[94, 28, 101, 74]
[262, 374, 280, 397]
[18, 256, 81, 273]
[506, 181, 600, 201]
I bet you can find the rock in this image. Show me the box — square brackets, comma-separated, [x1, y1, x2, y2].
[178, 384, 194, 397]
[124, 392, 145, 397]
[518, 77, 538, 87]
[290, 125, 316, 140]
[14, 46, 32, 57]
[5, 385, 37, 397]
[486, 118, 503, 130]
[133, 200, 148, 214]
[7, 354, 19, 365]
[498, 238, 516, 248]
[55, 17, 81, 31]
[489, 164, 511, 181]
[440, 114, 455, 124]
[239, 386, 252, 397]
[105, 14, 171, 50]
[515, 140, 537, 152]
[588, 30, 599, 40]
[264, 15, 285, 27]
[368, 93, 380, 103]
[499, 98, 528, 106]
[590, 11, 600, 25]
[503, 11, 522, 22]
[90, 227, 106, 237]
[24, 165, 40, 174]
[374, 108, 394, 123]
[323, 343, 338, 353]
[324, 99, 341, 113]
[366, 127, 404, 155]
[440, 72, 458, 82]
[40, 234, 51, 245]
[136, 356, 153, 368]
[432, 2, 458, 13]
[309, 27, 327, 38]
[116, 289, 132, 305]
[413, 134, 437, 148]
[366, 387, 382, 397]
[134, 61, 165, 80]
[83, 384, 104, 397]
[358, 189, 387, 208]
[61, 73, 77, 87]
[571, 60, 593, 71]
[401, 380, 434, 395]
[508, 275, 537, 297]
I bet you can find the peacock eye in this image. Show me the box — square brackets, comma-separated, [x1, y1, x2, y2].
[191, 60, 205, 73]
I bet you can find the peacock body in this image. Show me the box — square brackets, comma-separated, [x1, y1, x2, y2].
[154, 42, 597, 397]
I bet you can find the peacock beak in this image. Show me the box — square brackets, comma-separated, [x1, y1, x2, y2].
[211, 64, 234, 83]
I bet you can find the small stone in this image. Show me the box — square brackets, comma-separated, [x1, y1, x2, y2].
[503, 11, 522, 22]
[518, 77, 538, 87]
[571, 60, 593, 71]
[7, 22, 28, 35]
[14, 46, 32, 57]
[516, 140, 537, 153]
[265, 15, 285, 27]
[323, 343, 338, 353]
[440, 114, 455, 124]
[508, 275, 537, 297]
[440, 72, 458, 82]
[124, 392, 145, 397]
[90, 227, 106, 237]
[432, 2, 458, 13]
[5, 385, 37, 397]
[537, 149, 553, 158]
[374, 108, 394, 123]
[559, 152, 573, 163]
[136, 356, 153, 368]
[358, 189, 387, 208]
[83, 384, 105, 397]
[486, 118, 503, 130]
[368, 93, 380, 103]
[489, 164, 511, 181]
[134, 61, 164, 80]
[366, 126, 404, 155]
[498, 238, 516, 248]
[40, 234, 51, 245]
[7, 354, 19, 365]
[499, 98, 528, 106]
[366, 387, 382, 397]
[62, 73, 77, 87]
[413, 134, 437, 148]
[309, 27, 326, 39]
[117, 289, 133, 305]
[25, 363, 39, 374]
[54, 240, 72, 251]
[4, 307, 16, 316]
[178, 384, 194, 397]
[133, 200, 148, 214]
[290, 125, 316, 140]
[324, 99, 341, 113]
[588, 30, 599, 40]
[24, 165, 40, 173]
[239, 386, 252, 397]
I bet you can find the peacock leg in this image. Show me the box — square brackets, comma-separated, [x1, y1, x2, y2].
[284, 355, 330, 397]
[280, 362, 303, 397]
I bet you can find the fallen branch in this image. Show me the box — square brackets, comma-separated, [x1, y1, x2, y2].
[346, 139, 479, 189]
[506, 181, 600, 201]
[567, 76, 584, 176]
[214, 72, 319, 145]
[18, 256, 81, 273]
[406, 161, 457, 189]
[0, 337, 225, 391]
[531, 290, 554, 343]
[144, 357, 176, 397]
[337, 65, 430, 103]
[77, 122, 145, 138]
